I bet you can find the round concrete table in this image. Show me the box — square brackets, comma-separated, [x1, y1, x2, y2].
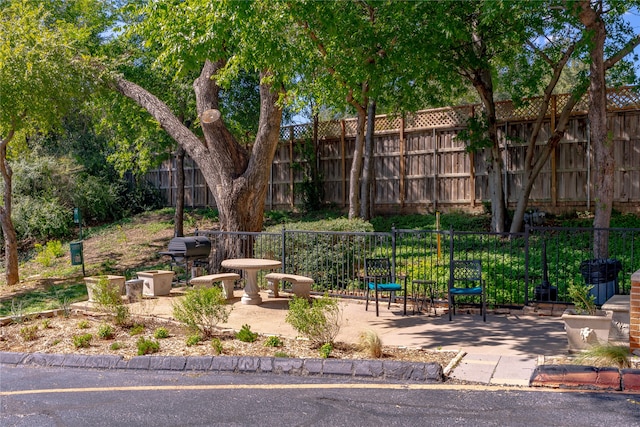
[221, 258, 281, 305]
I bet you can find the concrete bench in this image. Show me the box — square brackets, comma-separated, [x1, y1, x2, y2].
[189, 273, 240, 299]
[264, 273, 314, 299]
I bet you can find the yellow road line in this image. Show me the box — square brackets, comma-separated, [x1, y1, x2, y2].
[0, 383, 618, 396]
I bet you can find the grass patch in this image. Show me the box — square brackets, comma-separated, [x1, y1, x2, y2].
[0, 284, 87, 317]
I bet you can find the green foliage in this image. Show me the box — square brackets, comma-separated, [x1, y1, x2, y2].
[319, 343, 333, 359]
[41, 319, 51, 329]
[136, 337, 160, 355]
[34, 240, 65, 267]
[13, 196, 73, 241]
[110, 342, 123, 351]
[19, 324, 39, 341]
[455, 114, 493, 152]
[236, 324, 258, 343]
[73, 333, 93, 349]
[274, 351, 289, 358]
[129, 324, 145, 336]
[292, 138, 324, 211]
[211, 338, 224, 355]
[172, 287, 231, 338]
[264, 218, 374, 289]
[97, 324, 114, 340]
[154, 327, 169, 339]
[185, 334, 202, 347]
[286, 295, 342, 347]
[576, 344, 631, 369]
[264, 336, 283, 347]
[77, 320, 90, 329]
[567, 282, 596, 316]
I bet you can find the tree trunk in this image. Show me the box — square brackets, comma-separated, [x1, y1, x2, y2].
[174, 146, 185, 237]
[111, 60, 282, 242]
[0, 129, 19, 286]
[360, 100, 376, 220]
[579, 2, 611, 259]
[510, 92, 584, 233]
[347, 86, 368, 219]
[472, 70, 506, 233]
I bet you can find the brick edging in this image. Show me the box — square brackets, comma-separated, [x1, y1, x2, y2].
[0, 351, 443, 383]
[530, 364, 640, 392]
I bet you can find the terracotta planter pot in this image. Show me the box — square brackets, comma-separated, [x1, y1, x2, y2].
[561, 309, 613, 352]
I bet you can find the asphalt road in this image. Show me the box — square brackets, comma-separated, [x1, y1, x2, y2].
[1, 365, 639, 426]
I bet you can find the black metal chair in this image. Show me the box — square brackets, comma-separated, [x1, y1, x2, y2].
[448, 259, 486, 322]
[364, 258, 407, 317]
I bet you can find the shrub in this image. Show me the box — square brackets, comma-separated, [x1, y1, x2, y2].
[154, 327, 169, 339]
[19, 324, 39, 341]
[186, 334, 202, 347]
[576, 344, 631, 369]
[264, 336, 283, 347]
[211, 338, 224, 355]
[129, 324, 145, 336]
[137, 337, 160, 355]
[97, 324, 114, 339]
[236, 324, 258, 343]
[77, 320, 90, 329]
[319, 343, 333, 359]
[110, 342, 123, 350]
[172, 287, 231, 338]
[285, 294, 342, 347]
[34, 240, 64, 267]
[73, 333, 93, 348]
[93, 277, 130, 326]
[41, 319, 51, 329]
[359, 330, 383, 358]
[274, 351, 290, 358]
[567, 282, 596, 315]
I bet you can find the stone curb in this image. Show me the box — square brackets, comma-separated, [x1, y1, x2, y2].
[530, 365, 640, 392]
[0, 351, 444, 383]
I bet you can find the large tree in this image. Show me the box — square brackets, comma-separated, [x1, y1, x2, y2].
[290, 1, 445, 220]
[574, 0, 640, 258]
[104, 1, 295, 236]
[413, 1, 534, 232]
[0, 0, 104, 285]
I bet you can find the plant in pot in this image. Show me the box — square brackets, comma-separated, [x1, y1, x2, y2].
[561, 281, 613, 352]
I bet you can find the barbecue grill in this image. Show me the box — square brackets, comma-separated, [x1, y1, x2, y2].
[159, 236, 211, 277]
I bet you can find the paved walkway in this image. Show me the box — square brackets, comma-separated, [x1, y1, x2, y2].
[107, 289, 570, 387]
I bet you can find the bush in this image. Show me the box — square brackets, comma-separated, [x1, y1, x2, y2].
[319, 343, 333, 358]
[19, 324, 39, 341]
[263, 218, 374, 290]
[211, 338, 223, 355]
[172, 287, 231, 338]
[285, 295, 342, 347]
[236, 324, 258, 343]
[129, 324, 145, 336]
[186, 334, 202, 347]
[73, 333, 93, 348]
[137, 337, 160, 355]
[97, 324, 114, 339]
[154, 327, 169, 339]
[13, 196, 72, 240]
[93, 277, 130, 326]
[34, 240, 64, 267]
[264, 336, 283, 347]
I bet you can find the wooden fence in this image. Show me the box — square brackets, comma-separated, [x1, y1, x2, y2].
[144, 87, 640, 214]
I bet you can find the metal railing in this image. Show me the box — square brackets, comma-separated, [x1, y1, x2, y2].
[194, 225, 640, 308]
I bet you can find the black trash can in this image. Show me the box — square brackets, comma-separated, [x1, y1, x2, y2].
[70, 241, 84, 265]
[579, 258, 622, 305]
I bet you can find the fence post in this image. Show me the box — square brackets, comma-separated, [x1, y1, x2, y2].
[391, 225, 397, 279]
[281, 224, 286, 273]
[524, 224, 530, 305]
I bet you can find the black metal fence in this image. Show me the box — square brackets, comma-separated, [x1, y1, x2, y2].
[194, 226, 640, 308]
